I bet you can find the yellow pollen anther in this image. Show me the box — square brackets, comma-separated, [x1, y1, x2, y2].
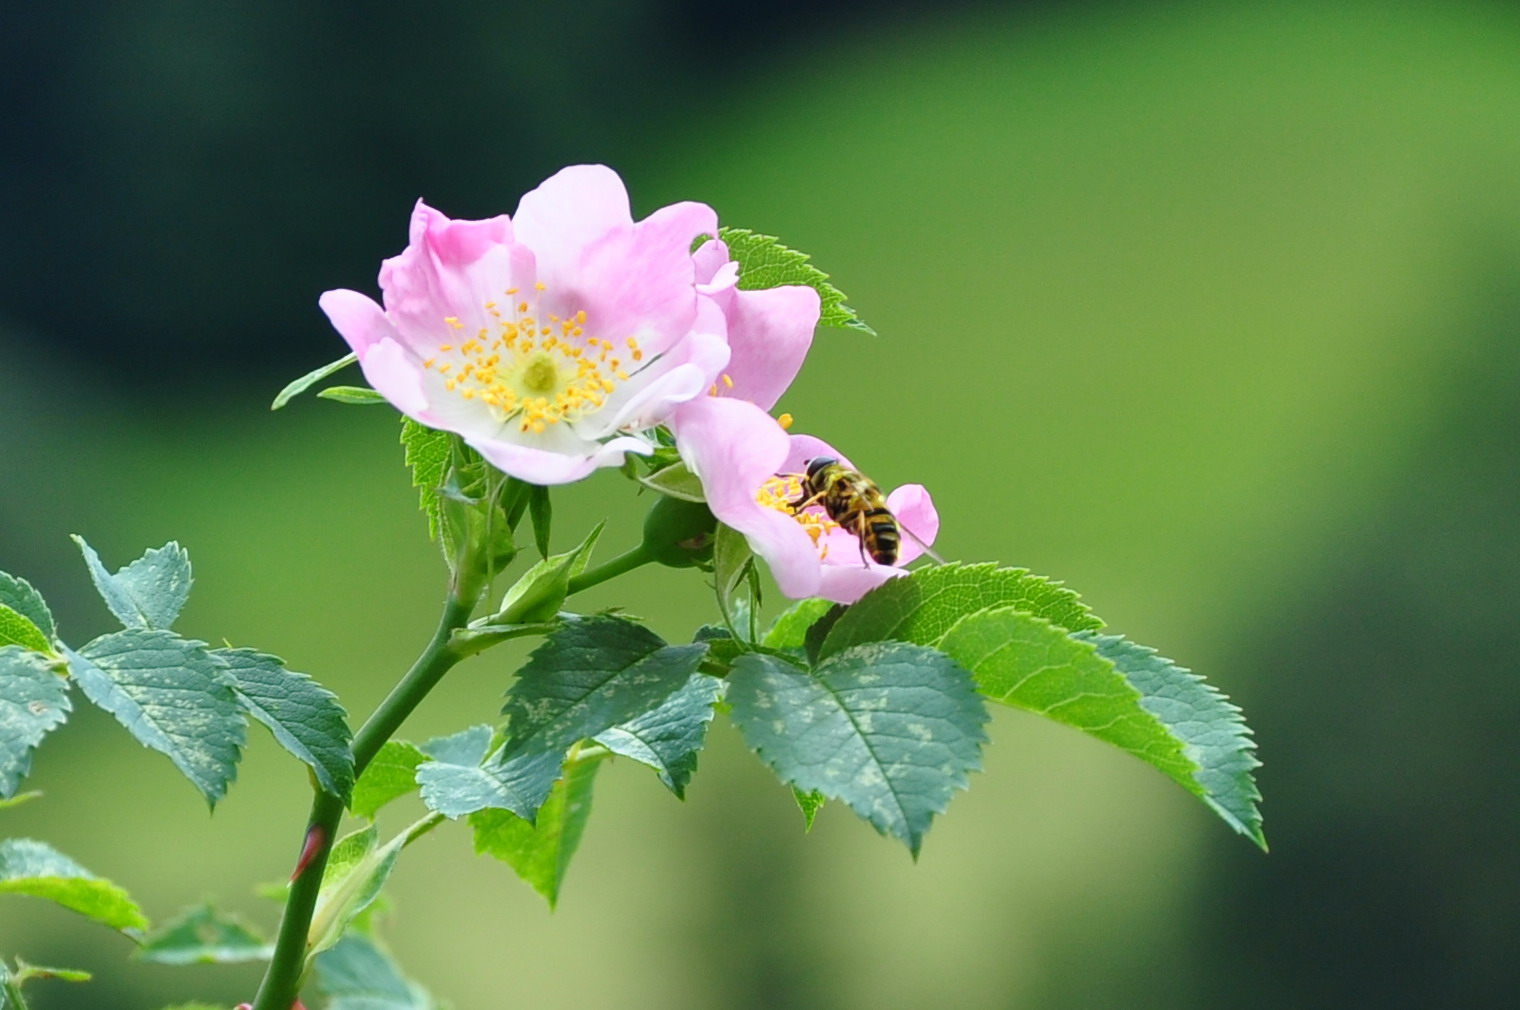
[534, 281, 547, 291]
[722, 374, 734, 388]
[777, 413, 794, 430]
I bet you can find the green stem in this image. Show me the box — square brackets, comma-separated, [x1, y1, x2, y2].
[250, 593, 475, 1010]
[566, 543, 656, 596]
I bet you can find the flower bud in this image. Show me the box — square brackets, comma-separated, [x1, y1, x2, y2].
[641, 496, 717, 568]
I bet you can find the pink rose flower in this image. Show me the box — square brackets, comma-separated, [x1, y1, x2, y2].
[674, 397, 939, 603]
[319, 165, 731, 485]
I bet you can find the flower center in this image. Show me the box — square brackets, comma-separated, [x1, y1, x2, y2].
[756, 474, 840, 559]
[421, 282, 644, 435]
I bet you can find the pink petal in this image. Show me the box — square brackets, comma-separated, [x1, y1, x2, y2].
[674, 397, 822, 599]
[319, 288, 395, 355]
[885, 484, 939, 564]
[692, 238, 733, 287]
[356, 337, 429, 416]
[719, 284, 820, 411]
[511, 165, 633, 285]
[817, 563, 907, 604]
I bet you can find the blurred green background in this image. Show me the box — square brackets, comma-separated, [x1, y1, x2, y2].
[4, 0, 1519, 1006]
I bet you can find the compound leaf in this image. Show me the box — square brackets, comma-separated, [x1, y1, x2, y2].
[471, 756, 600, 908]
[821, 562, 1102, 660]
[400, 418, 452, 541]
[718, 228, 875, 334]
[502, 617, 706, 760]
[350, 741, 426, 820]
[0, 572, 55, 641]
[593, 673, 725, 798]
[0, 647, 70, 798]
[416, 732, 563, 822]
[215, 648, 354, 802]
[66, 631, 244, 807]
[0, 605, 51, 656]
[314, 931, 435, 1010]
[134, 902, 273, 964]
[728, 643, 988, 857]
[0, 838, 148, 932]
[1076, 632, 1265, 848]
[72, 537, 193, 631]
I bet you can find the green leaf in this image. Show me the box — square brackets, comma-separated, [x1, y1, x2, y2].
[713, 524, 754, 631]
[728, 644, 988, 856]
[820, 562, 1102, 661]
[634, 460, 706, 503]
[792, 787, 825, 831]
[502, 616, 707, 760]
[0, 572, 55, 641]
[415, 732, 563, 821]
[309, 825, 403, 957]
[528, 485, 553, 558]
[316, 385, 388, 405]
[490, 520, 603, 625]
[400, 418, 453, 541]
[350, 741, 426, 820]
[1076, 632, 1266, 848]
[936, 606, 1200, 799]
[471, 755, 600, 908]
[0, 605, 51, 655]
[134, 902, 273, 964]
[65, 631, 244, 807]
[763, 598, 836, 653]
[271, 351, 358, 410]
[71, 537, 193, 631]
[592, 673, 724, 798]
[0, 647, 71, 799]
[717, 227, 875, 335]
[314, 932, 435, 1010]
[0, 838, 149, 931]
[214, 648, 354, 802]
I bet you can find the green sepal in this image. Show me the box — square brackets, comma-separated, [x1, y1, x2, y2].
[350, 740, 426, 820]
[71, 537, 193, 631]
[0, 572, 55, 642]
[633, 460, 706, 502]
[213, 648, 354, 802]
[490, 521, 604, 625]
[716, 227, 875, 335]
[308, 825, 403, 958]
[134, 902, 273, 964]
[64, 631, 245, 808]
[316, 385, 388, 405]
[470, 755, 601, 908]
[0, 647, 70, 799]
[712, 524, 754, 633]
[271, 351, 358, 409]
[728, 643, 988, 857]
[0, 837, 149, 932]
[528, 485, 553, 559]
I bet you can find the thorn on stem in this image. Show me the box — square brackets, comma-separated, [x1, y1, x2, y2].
[291, 823, 327, 881]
